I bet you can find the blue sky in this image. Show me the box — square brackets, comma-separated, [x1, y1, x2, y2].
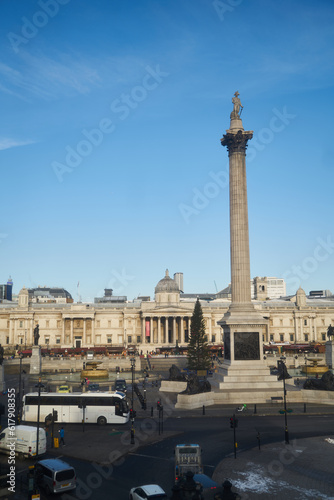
[1, 0, 334, 302]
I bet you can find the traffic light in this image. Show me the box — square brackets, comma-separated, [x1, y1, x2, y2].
[53, 410, 58, 421]
[130, 408, 136, 419]
[157, 400, 161, 410]
[230, 417, 234, 428]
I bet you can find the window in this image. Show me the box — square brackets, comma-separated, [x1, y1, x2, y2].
[304, 319, 307, 326]
[56, 337, 61, 344]
[6, 337, 9, 344]
[212, 334, 216, 343]
[56, 470, 75, 482]
[137, 336, 141, 344]
[19, 320, 23, 328]
[107, 337, 112, 344]
[279, 334, 284, 342]
[322, 333, 326, 341]
[128, 336, 132, 343]
[290, 334, 294, 342]
[304, 334, 308, 341]
[45, 338, 50, 345]
[270, 334, 274, 341]
[20, 338, 23, 344]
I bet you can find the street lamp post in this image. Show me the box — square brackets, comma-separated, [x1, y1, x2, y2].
[304, 355, 308, 379]
[35, 377, 45, 459]
[278, 356, 291, 445]
[130, 357, 135, 411]
[143, 377, 147, 411]
[130, 357, 135, 445]
[17, 355, 23, 423]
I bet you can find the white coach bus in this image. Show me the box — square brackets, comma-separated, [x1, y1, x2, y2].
[22, 391, 129, 425]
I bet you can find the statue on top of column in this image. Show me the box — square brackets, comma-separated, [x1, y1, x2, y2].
[230, 91, 243, 120]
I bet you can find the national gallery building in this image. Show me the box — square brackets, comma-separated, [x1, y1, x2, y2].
[0, 271, 333, 352]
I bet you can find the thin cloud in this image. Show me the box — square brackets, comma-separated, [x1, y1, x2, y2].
[0, 51, 103, 100]
[0, 138, 35, 151]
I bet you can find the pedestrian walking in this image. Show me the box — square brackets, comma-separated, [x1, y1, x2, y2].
[59, 427, 65, 446]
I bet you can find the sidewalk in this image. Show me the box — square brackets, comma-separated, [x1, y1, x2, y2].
[213, 436, 334, 499]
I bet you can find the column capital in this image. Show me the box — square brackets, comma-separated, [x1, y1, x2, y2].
[221, 129, 253, 156]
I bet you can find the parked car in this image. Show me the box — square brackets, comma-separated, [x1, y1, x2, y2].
[88, 383, 100, 392]
[114, 379, 127, 393]
[57, 385, 70, 393]
[129, 484, 167, 500]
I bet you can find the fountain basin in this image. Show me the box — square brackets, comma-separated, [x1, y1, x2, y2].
[301, 357, 329, 375]
[81, 368, 109, 379]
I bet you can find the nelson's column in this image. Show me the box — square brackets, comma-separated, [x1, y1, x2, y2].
[217, 93, 281, 401]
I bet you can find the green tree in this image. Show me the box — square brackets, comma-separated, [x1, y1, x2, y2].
[187, 298, 211, 371]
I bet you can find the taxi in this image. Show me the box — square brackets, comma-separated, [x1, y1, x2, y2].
[57, 385, 70, 393]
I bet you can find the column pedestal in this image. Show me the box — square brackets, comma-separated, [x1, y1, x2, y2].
[30, 346, 42, 374]
[215, 307, 282, 393]
[325, 340, 334, 369]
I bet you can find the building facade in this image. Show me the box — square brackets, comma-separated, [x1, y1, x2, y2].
[0, 272, 333, 351]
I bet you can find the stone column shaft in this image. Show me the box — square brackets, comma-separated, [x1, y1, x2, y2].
[142, 317, 145, 344]
[221, 129, 253, 305]
[158, 317, 161, 344]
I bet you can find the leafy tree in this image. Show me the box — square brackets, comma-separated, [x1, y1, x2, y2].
[187, 298, 211, 371]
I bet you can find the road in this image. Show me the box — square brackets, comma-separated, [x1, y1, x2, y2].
[6, 413, 334, 499]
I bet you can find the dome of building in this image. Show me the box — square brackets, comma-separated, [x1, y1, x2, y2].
[155, 269, 180, 294]
[296, 286, 306, 307]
